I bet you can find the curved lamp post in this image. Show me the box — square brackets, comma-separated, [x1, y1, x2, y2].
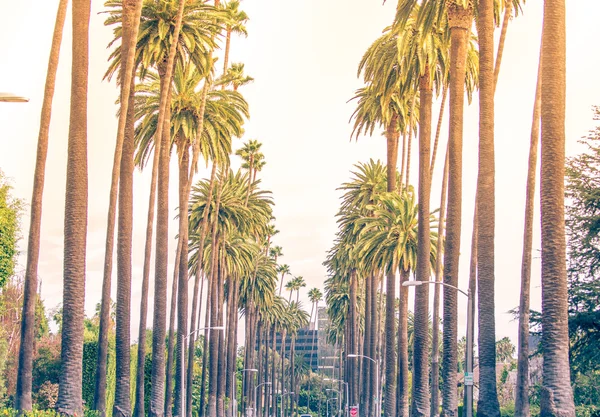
[326, 397, 339, 417]
[0, 93, 29, 102]
[254, 381, 271, 417]
[403, 280, 474, 417]
[280, 391, 294, 417]
[347, 354, 380, 417]
[325, 380, 348, 417]
[237, 369, 258, 417]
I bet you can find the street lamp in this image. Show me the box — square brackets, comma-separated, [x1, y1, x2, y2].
[403, 280, 474, 417]
[280, 391, 294, 417]
[182, 326, 225, 417]
[327, 398, 339, 417]
[326, 389, 342, 417]
[0, 92, 29, 103]
[325, 379, 348, 417]
[237, 369, 258, 417]
[254, 381, 272, 417]
[347, 354, 380, 417]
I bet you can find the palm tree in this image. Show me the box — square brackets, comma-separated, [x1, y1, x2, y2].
[539, 1, 575, 415]
[270, 246, 283, 263]
[221, 0, 249, 75]
[217, 63, 254, 92]
[514, 46, 542, 417]
[110, 2, 145, 416]
[55, 0, 91, 415]
[475, 0, 501, 415]
[431, 149, 449, 417]
[15, 0, 68, 411]
[308, 288, 323, 329]
[278, 264, 291, 295]
[293, 276, 306, 303]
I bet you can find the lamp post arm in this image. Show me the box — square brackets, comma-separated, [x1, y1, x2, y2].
[412, 280, 469, 297]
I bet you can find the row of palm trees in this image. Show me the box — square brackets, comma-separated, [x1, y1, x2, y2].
[324, 1, 574, 417]
[11, 2, 321, 417]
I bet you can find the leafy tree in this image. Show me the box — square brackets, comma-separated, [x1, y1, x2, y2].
[0, 171, 23, 289]
[565, 110, 600, 377]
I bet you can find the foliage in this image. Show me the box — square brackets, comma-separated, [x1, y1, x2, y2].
[565, 108, 600, 378]
[0, 171, 23, 288]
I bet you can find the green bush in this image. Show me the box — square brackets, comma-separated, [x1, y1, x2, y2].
[575, 405, 600, 417]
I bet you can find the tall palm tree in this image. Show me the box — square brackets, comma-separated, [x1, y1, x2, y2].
[217, 63, 254, 92]
[55, 0, 91, 415]
[431, 149, 449, 417]
[278, 264, 291, 295]
[476, 0, 500, 415]
[95, 0, 144, 413]
[270, 246, 283, 263]
[539, 1, 575, 415]
[221, 0, 249, 75]
[15, 0, 68, 411]
[514, 46, 542, 417]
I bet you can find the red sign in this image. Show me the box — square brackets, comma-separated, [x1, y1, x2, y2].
[350, 406, 359, 417]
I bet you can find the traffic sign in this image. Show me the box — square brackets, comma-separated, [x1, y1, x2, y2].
[464, 372, 474, 386]
[350, 406, 359, 417]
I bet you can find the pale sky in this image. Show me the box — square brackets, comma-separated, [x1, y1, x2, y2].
[1, 1, 600, 347]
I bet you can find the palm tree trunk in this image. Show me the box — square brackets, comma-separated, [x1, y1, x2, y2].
[289, 335, 296, 417]
[539, 2, 575, 415]
[361, 272, 372, 417]
[476, 1, 501, 415]
[431, 149, 449, 417]
[280, 330, 287, 417]
[134, 96, 163, 417]
[462, 208, 477, 417]
[56, 0, 90, 414]
[175, 146, 191, 417]
[374, 273, 383, 417]
[514, 47, 542, 417]
[225, 275, 240, 417]
[165, 239, 181, 417]
[150, 1, 186, 415]
[134, 91, 163, 417]
[207, 235, 221, 417]
[405, 114, 414, 187]
[200, 264, 215, 417]
[15, 0, 68, 411]
[397, 269, 410, 417]
[441, 4, 472, 417]
[223, 30, 232, 77]
[429, 86, 448, 178]
[384, 116, 399, 417]
[399, 132, 407, 192]
[348, 269, 358, 406]
[188, 162, 219, 417]
[217, 248, 227, 417]
[207, 174, 225, 417]
[114, 70, 138, 417]
[493, 2, 513, 91]
[412, 70, 433, 417]
[96, 0, 142, 413]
